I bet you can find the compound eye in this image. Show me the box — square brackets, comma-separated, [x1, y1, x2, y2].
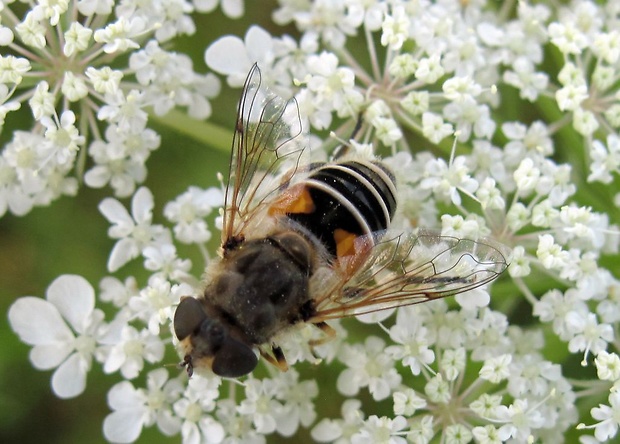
[212, 338, 258, 378]
[199, 318, 225, 349]
[174, 297, 207, 340]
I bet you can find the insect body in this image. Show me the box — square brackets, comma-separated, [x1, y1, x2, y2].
[173, 64, 508, 378]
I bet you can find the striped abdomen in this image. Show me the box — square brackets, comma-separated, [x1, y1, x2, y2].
[270, 160, 397, 260]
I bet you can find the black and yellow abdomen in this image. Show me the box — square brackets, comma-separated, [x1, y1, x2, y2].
[270, 160, 397, 261]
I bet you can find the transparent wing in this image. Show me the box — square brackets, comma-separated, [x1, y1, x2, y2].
[222, 64, 304, 246]
[309, 230, 509, 321]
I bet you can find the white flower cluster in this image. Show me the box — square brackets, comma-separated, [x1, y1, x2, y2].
[312, 303, 577, 443]
[0, 0, 223, 216]
[5, 0, 620, 443]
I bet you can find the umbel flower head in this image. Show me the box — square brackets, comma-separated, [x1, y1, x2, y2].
[0, 0, 221, 216]
[5, 0, 620, 443]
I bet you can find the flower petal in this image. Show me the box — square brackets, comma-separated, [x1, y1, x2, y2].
[221, 0, 243, 18]
[47, 275, 95, 333]
[103, 410, 145, 443]
[8, 296, 73, 345]
[51, 353, 87, 398]
[30, 343, 73, 369]
[108, 380, 145, 409]
[108, 238, 140, 272]
[205, 35, 250, 77]
[99, 196, 132, 226]
[131, 187, 153, 224]
[245, 26, 273, 63]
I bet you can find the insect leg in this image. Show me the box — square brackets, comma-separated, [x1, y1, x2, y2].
[306, 322, 337, 361]
[308, 321, 337, 347]
[332, 113, 364, 160]
[260, 345, 289, 372]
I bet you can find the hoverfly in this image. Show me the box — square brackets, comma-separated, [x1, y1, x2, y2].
[173, 64, 508, 378]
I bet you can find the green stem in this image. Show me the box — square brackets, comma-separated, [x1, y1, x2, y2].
[150, 110, 233, 154]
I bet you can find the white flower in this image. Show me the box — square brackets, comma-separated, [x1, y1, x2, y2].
[476, 177, 505, 210]
[466, 309, 511, 362]
[28, 81, 54, 120]
[595, 351, 620, 382]
[381, 6, 410, 50]
[164, 186, 224, 244]
[99, 275, 139, 308]
[85, 66, 123, 95]
[440, 348, 466, 382]
[130, 40, 221, 118]
[213, 399, 265, 444]
[480, 354, 512, 384]
[8, 275, 104, 398]
[63, 21, 92, 56]
[337, 336, 401, 401]
[548, 21, 588, 55]
[98, 90, 149, 130]
[503, 57, 548, 101]
[495, 399, 545, 442]
[534, 288, 588, 340]
[351, 415, 407, 444]
[0, 0, 221, 217]
[440, 214, 481, 239]
[174, 377, 224, 444]
[99, 324, 165, 379]
[205, 25, 276, 87]
[420, 155, 479, 206]
[61, 71, 89, 101]
[415, 54, 445, 84]
[34, 0, 70, 26]
[588, 134, 620, 184]
[401, 91, 429, 115]
[507, 354, 560, 398]
[98, 187, 170, 272]
[84, 123, 160, 197]
[393, 388, 427, 417]
[407, 415, 434, 443]
[142, 243, 194, 284]
[442, 77, 482, 102]
[590, 391, 620, 441]
[555, 83, 588, 111]
[103, 368, 183, 443]
[0, 54, 31, 84]
[573, 107, 599, 136]
[502, 120, 554, 166]
[237, 378, 282, 434]
[424, 374, 451, 404]
[385, 313, 435, 376]
[443, 98, 495, 142]
[281, 0, 363, 48]
[472, 425, 502, 444]
[513, 157, 541, 196]
[93, 16, 145, 53]
[444, 423, 472, 444]
[536, 234, 569, 270]
[566, 312, 613, 365]
[40, 110, 85, 165]
[422, 112, 454, 144]
[470, 393, 503, 419]
[306, 52, 361, 119]
[311, 399, 365, 444]
[128, 276, 193, 335]
[507, 245, 531, 278]
[272, 370, 318, 436]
